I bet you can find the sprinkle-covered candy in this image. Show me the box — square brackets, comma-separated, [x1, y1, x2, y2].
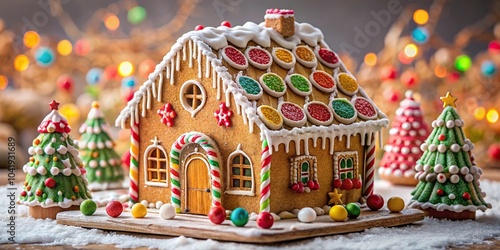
[316, 48, 340, 68]
[237, 75, 263, 100]
[259, 73, 286, 97]
[257, 105, 283, 130]
[285, 74, 312, 96]
[336, 73, 359, 96]
[272, 47, 295, 69]
[352, 97, 377, 120]
[245, 46, 272, 70]
[331, 98, 357, 124]
[304, 101, 334, 126]
[221, 45, 248, 70]
[278, 102, 307, 127]
[293, 45, 317, 68]
[309, 71, 336, 93]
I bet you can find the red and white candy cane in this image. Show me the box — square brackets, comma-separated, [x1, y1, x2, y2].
[260, 139, 271, 212]
[363, 135, 375, 197]
[129, 121, 140, 206]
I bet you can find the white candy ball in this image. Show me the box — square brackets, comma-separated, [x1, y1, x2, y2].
[450, 174, 460, 184]
[448, 194, 456, 200]
[465, 174, 474, 182]
[437, 173, 447, 183]
[460, 167, 469, 175]
[159, 204, 176, 220]
[446, 120, 455, 128]
[415, 164, 423, 171]
[450, 144, 460, 153]
[428, 144, 437, 152]
[420, 143, 428, 152]
[402, 122, 411, 130]
[434, 164, 444, 173]
[298, 207, 316, 223]
[140, 200, 149, 207]
[423, 164, 431, 172]
[438, 144, 447, 153]
[463, 144, 470, 152]
[436, 119, 444, 127]
[449, 165, 459, 174]
[156, 201, 164, 209]
[455, 119, 463, 127]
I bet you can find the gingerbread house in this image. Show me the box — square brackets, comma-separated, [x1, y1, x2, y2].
[116, 9, 389, 216]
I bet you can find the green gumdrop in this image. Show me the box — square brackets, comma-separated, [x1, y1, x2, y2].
[80, 199, 97, 216]
[345, 203, 361, 219]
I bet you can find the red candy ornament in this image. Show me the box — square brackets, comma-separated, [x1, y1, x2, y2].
[342, 178, 353, 190]
[307, 180, 315, 189]
[488, 144, 500, 161]
[438, 134, 446, 141]
[195, 25, 204, 31]
[462, 192, 471, 200]
[21, 191, 27, 197]
[333, 179, 342, 189]
[208, 206, 226, 225]
[214, 102, 233, 127]
[36, 189, 43, 196]
[436, 188, 444, 196]
[366, 194, 384, 211]
[257, 211, 274, 229]
[44, 177, 56, 188]
[221, 21, 231, 28]
[157, 103, 177, 127]
[352, 178, 362, 189]
[106, 200, 124, 218]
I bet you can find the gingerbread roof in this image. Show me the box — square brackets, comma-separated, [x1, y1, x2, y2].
[116, 12, 388, 155]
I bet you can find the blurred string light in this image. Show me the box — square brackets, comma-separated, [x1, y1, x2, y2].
[118, 61, 134, 77]
[128, 6, 147, 24]
[434, 65, 447, 78]
[0, 75, 8, 90]
[364, 53, 377, 66]
[486, 109, 499, 123]
[480, 60, 496, 77]
[488, 40, 500, 54]
[59, 103, 80, 125]
[412, 27, 429, 44]
[14, 55, 30, 71]
[474, 107, 486, 120]
[455, 55, 472, 72]
[86, 68, 104, 85]
[413, 9, 429, 25]
[23, 31, 40, 48]
[398, 51, 413, 64]
[35, 47, 55, 67]
[57, 40, 72, 56]
[404, 43, 418, 58]
[75, 39, 91, 56]
[104, 14, 120, 31]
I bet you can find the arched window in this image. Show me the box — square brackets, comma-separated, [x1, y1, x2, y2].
[143, 137, 168, 187]
[300, 162, 310, 184]
[333, 151, 358, 181]
[289, 155, 318, 193]
[226, 144, 254, 196]
[179, 80, 206, 117]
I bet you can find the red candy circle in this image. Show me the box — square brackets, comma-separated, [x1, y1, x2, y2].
[44, 177, 56, 188]
[106, 201, 124, 218]
[208, 206, 227, 224]
[317, 48, 339, 68]
[310, 71, 335, 93]
[280, 102, 305, 122]
[245, 47, 272, 69]
[194, 25, 204, 31]
[257, 212, 274, 229]
[305, 102, 333, 126]
[353, 97, 377, 120]
[221, 21, 231, 28]
[221, 46, 248, 70]
[438, 134, 446, 141]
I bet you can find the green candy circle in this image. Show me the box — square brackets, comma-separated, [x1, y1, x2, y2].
[80, 199, 97, 216]
[345, 203, 361, 219]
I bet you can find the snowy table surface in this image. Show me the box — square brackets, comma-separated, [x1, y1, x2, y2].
[1, 180, 500, 250]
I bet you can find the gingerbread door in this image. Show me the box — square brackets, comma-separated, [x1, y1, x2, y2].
[184, 156, 211, 215]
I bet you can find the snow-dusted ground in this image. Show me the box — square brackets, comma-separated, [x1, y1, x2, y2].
[1, 180, 499, 250]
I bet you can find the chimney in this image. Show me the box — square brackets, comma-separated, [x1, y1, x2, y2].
[265, 9, 295, 37]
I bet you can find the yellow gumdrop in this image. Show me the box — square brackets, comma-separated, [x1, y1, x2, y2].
[387, 196, 405, 213]
[329, 205, 348, 222]
[131, 203, 148, 218]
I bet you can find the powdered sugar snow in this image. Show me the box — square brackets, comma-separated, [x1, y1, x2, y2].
[1, 180, 499, 249]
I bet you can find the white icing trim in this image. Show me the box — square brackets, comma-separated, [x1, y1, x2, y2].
[293, 45, 317, 68]
[179, 80, 207, 117]
[285, 74, 312, 96]
[225, 144, 255, 196]
[143, 137, 169, 187]
[409, 200, 488, 212]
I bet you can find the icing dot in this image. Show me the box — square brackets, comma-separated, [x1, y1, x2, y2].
[423, 164, 431, 172]
[37, 166, 47, 175]
[401, 147, 410, 154]
[28, 147, 36, 155]
[389, 128, 398, 135]
[384, 145, 392, 152]
[411, 147, 420, 154]
[455, 119, 463, 127]
[420, 143, 428, 151]
[194, 25, 204, 31]
[446, 120, 455, 128]
[463, 144, 470, 151]
[434, 164, 444, 173]
[428, 144, 437, 152]
[437, 144, 447, 153]
[392, 146, 400, 153]
[63, 168, 72, 176]
[36, 147, 43, 155]
[220, 21, 231, 28]
[465, 174, 473, 182]
[400, 163, 409, 170]
[419, 129, 427, 136]
[438, 134, 446, 141]
[448, 194, 456, 200]
[404, 140, 411, 146]
[450, 174, 459, 184]
[412, 121, 420, 128]
[404, 169, 415, 178]
[28, 167, 37, 176]
[436, 119, 444, 127]
[50, 167, 60, 175]
[431, 121, 437, 128]
[450, 144, 460, 153]
[437, 174, 446, 183]
[460, 167, 469, 175]
[89, 160, 98, 168]
[399, 130, 407, 136]
[396, 109, 404, 116]
[402, 122, 411, 130]
[449, 165, 459, 174]
[393, 169, 403, 177]
[470, 166, 477, 174]
[404, 110, 412, 116]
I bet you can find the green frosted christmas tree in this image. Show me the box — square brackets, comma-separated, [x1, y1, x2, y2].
[409, 93, 491, 220]
[76, 101, 124, 190]
[19, 100, 92, 219]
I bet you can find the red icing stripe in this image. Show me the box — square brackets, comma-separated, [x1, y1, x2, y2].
[211, 170, 220, 178]
[261, 184, 270, 195]
[213, 181, 221, 188]
[172, 188, 181, 196]
[207, 151, 218, 157]
[170, 169, 179, 178]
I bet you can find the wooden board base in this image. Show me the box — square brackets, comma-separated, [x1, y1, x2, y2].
[56, 207, 424, 243]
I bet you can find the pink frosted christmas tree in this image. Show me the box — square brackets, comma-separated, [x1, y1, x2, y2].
[378, 91, 430, 186]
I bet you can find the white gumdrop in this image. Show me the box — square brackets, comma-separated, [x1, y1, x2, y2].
[450, 174, 459, 183]
[449, 165, 459, 174]
[446, 120, 455, 128]
[159, 204, 176, 220]
[438, 144, 447, 153]
[298, 207, 316, 223]
[434, 164, 444, 173]
[450, 144, 460, 153]
[448, 194, 456, 200]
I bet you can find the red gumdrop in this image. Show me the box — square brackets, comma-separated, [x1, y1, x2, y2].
[333, 179, 342, 189]
[291, 183, 299, 191]
[35, 189, 43, 196]
[221, 21, 231, 28]
[366, 194, 384, 211]
[21, 191, 27, 197]
[208, 206, 226, 224]
[297, 186, 305, 193]
[298, 182, 304, 187]
[313, 181, 320, 190]
[257, 211, 274, 229]
[307, 180, 315, 189]
[436, 189, 444, 196]
[106, 201, 124, 218]
[342, 179, 353, 190]
[195, 25, 204, 31]
[462, 192, 471, 200]
[352, 178, 362, 189]
[44, 178, 56, 188]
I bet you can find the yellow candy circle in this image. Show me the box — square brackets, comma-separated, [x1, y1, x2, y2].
[329, 205, 348, 222]
[387, 196, 405, 213]
[257, 105, 283, 130]
[131, 203, 148, 218]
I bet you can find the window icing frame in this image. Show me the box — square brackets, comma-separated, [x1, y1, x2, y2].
[289, 155, 317, 193]
[333, 151, 359, 180]
[225, 144, 255, 196]
[179, 80, 207, 117]
[143, 137, 169, 187]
